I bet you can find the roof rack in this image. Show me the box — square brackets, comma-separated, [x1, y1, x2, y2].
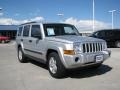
[20, 21, 37, 25]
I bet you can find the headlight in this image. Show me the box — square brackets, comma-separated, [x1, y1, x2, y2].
[73, 43, 82, 54]
[103, 42, 107, 50]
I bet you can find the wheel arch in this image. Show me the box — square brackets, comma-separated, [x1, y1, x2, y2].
[17, 43, 24, 53]
[45, 47, 67, 68]
[46, 49, 58, 60]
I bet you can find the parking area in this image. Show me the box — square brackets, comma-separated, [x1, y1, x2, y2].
[0, 42, 120, 90]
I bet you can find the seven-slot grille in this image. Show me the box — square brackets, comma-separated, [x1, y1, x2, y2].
[82, 42, 103, 53]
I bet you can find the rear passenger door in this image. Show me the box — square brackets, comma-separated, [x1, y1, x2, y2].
[22, 25, 31, 55]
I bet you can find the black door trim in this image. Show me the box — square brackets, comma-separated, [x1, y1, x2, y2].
[24, 49, 43, 55]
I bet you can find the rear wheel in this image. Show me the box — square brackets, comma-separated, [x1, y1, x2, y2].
[115, 41, 120, 48]
[18, 47, 28, 63]
[48, 52, 66, 78]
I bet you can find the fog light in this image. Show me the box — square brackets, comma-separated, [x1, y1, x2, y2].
[75, 57, 79, 62]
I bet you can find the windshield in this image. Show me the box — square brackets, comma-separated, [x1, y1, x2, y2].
[43, 24, 80, 37]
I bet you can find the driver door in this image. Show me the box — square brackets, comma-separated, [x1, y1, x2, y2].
[29, 24, 44, 59]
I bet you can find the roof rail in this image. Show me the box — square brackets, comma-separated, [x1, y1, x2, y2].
[20, 21, 37, 25]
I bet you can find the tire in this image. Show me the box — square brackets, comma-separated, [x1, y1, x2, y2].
[48, 52, 66, 78]
[115, 41, 120, 48]
[18, 47, 28, 63]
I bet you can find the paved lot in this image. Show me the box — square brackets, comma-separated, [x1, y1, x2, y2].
[0, 42, 120, 90]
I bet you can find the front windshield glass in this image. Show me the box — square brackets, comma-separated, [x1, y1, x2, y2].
[43, 24, 80, 37]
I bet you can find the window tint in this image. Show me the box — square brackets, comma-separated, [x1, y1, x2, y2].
[43, 24, 79, 37]
[31, 25, 41, 38]
[115, 31, 120, 38]
[97, 31, 105, 37]
[23, 25, 30, 37]
[18, 27, 23, 36]
[94, 32, 99, 36]
[105, 31, 114, 37]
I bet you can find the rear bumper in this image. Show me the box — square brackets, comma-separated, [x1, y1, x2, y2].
[62, 50, 111, 69]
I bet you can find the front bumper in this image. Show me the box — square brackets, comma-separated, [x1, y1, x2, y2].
[62, 50, 111, 69]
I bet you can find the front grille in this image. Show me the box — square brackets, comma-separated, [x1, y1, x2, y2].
[82, 42, 103, 53]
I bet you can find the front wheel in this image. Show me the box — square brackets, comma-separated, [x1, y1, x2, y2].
[48, 52, 66, 78]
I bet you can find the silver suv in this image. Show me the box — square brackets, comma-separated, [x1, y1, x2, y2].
[16, 22, 111, 78]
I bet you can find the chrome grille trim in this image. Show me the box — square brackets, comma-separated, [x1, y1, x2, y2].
[82, 42, 103, 53]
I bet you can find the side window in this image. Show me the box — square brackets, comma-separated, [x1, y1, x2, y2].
[94, 32, 99, 36]
[23, 25, 30, 37]
[31, 25, 41, 38]
[98, 31, 105, 37]
[18, 27, 23, 36]
[115, 31, 120, 38]
[105, 31, 114, 37]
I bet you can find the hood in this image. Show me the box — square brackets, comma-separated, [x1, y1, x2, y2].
[45, 35, 105, 43]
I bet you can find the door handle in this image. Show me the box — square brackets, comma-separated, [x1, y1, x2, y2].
[29, 40, 32, 43]
[21, 39, 23, 41]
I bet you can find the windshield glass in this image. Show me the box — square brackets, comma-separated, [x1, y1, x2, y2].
[43, 24, 80, 37]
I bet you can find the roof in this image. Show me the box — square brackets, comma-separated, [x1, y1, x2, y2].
[20, 21, 72, 26]
[0, 25, 18, 31]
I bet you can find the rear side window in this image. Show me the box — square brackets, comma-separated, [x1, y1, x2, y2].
[31, 25, 41, 38]
[18, 27, 23, 36]
[105, 31, 114, 37]
[115, 31, 120, 38]
[23, 25, 30, 37]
